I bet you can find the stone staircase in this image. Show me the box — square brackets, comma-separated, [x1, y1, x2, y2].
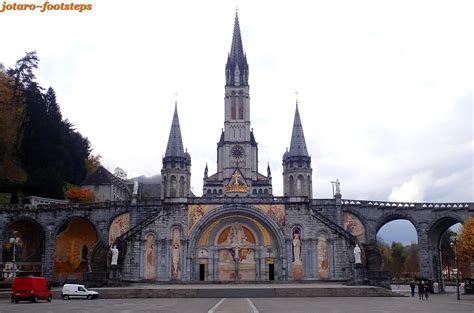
[113, 208, 165, 266]
[310, 208, 357, 244]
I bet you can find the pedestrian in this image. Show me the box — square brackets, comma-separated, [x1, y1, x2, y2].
[409, 281, 416, 297]
[418, 283, 425, 300]
[425, 284, 430, 300]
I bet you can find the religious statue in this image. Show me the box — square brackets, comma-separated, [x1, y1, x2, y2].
[335, 179, 341, 195]
[353, 244, 362, 264]
[292, 232, 302, 263]
[110, 245, 119, 266]
[171, 228, 181, 279]
[132, 180, 139, 196]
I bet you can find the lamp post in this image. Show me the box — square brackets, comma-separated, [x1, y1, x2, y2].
[9, 231, 20, 279]
[449, 235, 460, 301]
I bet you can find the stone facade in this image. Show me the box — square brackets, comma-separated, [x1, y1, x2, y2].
[0, 13, 472, 290]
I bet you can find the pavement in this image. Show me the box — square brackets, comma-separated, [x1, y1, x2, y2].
[0, 292, 472, 313]
[1, 282, 401, 299]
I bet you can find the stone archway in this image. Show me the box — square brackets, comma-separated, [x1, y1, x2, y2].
[53, 217, 98, 282]
[428, 214, 465, 292]
[188, 205, 285, 282]
[2, 218, 45, 277]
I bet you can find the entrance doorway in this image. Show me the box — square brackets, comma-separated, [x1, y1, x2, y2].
[199, 264, 205, 281]
[269, 264, 274, 280]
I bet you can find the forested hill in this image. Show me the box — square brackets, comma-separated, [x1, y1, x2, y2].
[0, 51, 92, 203]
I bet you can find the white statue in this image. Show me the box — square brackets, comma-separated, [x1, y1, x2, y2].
[293, 232, 302, 263]
[353, 244, 362, 264]
[132, 180, 139, 196]
[110, 245, 119, 265]
[335, 179, 341, 195]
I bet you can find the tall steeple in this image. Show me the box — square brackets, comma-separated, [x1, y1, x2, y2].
[161, 102, 191, 199]
[288, 102, 309, 157]
[282, 102, 312, 198]
[165, 102, 185, 157]
[225, 12, 249, 87]
[202, 11, 272, 197]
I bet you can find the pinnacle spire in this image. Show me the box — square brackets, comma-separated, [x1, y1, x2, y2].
[226, 11, 249, 86]
[288, 102, 309, 156]
[230, 12, 244, 62]
[165, 103, 185, 157]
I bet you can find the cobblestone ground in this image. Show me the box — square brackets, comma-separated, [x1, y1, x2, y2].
[1, 292, 472, 313]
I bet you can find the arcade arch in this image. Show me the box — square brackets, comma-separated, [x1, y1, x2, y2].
[53, 217, 98, 282]
[2, 218, 44, 277]
[376, 217, 419, 280]
[188, 206, 285, 282]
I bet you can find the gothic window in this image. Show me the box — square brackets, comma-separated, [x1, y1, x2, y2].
[179, 176, 185, 197]
[297, 175, 304, 195]
[307, 175, 311, 196]
[238, 95, 244, 119]
[218, 189, 223, 195]
[163, 177, 167, 197]
[170, 176, 177, 197]
[258, 189, 262, 194]
[289, 176, 295, 195]
[231, 97, 236, 120]
[207, 189, 211, 195]
[264, 189, 268, 194]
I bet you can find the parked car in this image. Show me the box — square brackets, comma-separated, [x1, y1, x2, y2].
[62, 284, 99, 300]
[11, 276, 52, 303]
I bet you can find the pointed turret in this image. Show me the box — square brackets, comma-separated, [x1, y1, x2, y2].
[282, 102, 313, 199]
[226, 12, 249, 86]
[165, 103, 185, 158]
[288, 103, 309, 157]
[161, 102, 191, 199]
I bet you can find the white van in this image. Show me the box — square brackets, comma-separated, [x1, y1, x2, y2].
[62, 284, 99, 300]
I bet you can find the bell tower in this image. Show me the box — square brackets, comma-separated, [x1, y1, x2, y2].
[202, 12, 272, 197]
[282, 103, 313, 198]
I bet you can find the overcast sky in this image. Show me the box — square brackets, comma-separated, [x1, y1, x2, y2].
[1, 1, 472, 242]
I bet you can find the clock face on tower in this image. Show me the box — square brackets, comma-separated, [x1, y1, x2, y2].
[231, 145, 245, 160]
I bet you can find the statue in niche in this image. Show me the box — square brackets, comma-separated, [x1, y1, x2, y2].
[225, 223, 249, 246]
[171, 229, 181, 279]
[292, 232, 302, 263]
[110, 245, 119, 266]
[353, 244, 362, 264]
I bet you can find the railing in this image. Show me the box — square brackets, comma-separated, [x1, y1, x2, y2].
[310, 208, 357, 244]
[115, 208, 164, 245]
[341, 199, 472, 210]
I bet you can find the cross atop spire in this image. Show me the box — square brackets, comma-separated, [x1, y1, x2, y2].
[165, 103, 186, 158]
[288, 102, 309, 157]
[226, 11, 249, 86]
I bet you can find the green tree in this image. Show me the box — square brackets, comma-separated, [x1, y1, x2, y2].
[391, 242, 406, 279]
[7, 51, 39, 105]
[404, 243, 420, 279]
[440, 229, 456, 280]
[3, 52, 92, 198]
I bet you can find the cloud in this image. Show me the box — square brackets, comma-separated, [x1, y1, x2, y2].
[388, 171, 434, 202]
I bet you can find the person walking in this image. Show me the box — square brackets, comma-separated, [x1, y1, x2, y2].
[418, 283, 425, 300]
[410, 281, 416, 297]
[424, 284, 430, 300]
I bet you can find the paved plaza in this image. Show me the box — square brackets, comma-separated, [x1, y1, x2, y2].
[1, 292, 472, 313]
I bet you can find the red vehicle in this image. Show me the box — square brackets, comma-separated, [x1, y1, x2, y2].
[11, 276, 53, 303]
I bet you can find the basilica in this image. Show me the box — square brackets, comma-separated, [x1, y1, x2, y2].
[116, 13, 358, 283]
[1, 13, 471, 288]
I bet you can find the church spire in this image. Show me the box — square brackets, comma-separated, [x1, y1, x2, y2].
[288, 102, 309, 157]
[226, 11, 249, 86]
[165, 102, 185, 157]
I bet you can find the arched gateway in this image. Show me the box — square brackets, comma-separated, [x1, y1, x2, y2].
[188, 205, 285, 281]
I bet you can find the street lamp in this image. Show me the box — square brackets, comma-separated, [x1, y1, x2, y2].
[9, 231, 20, 279]
[449, 235, 460, 301]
